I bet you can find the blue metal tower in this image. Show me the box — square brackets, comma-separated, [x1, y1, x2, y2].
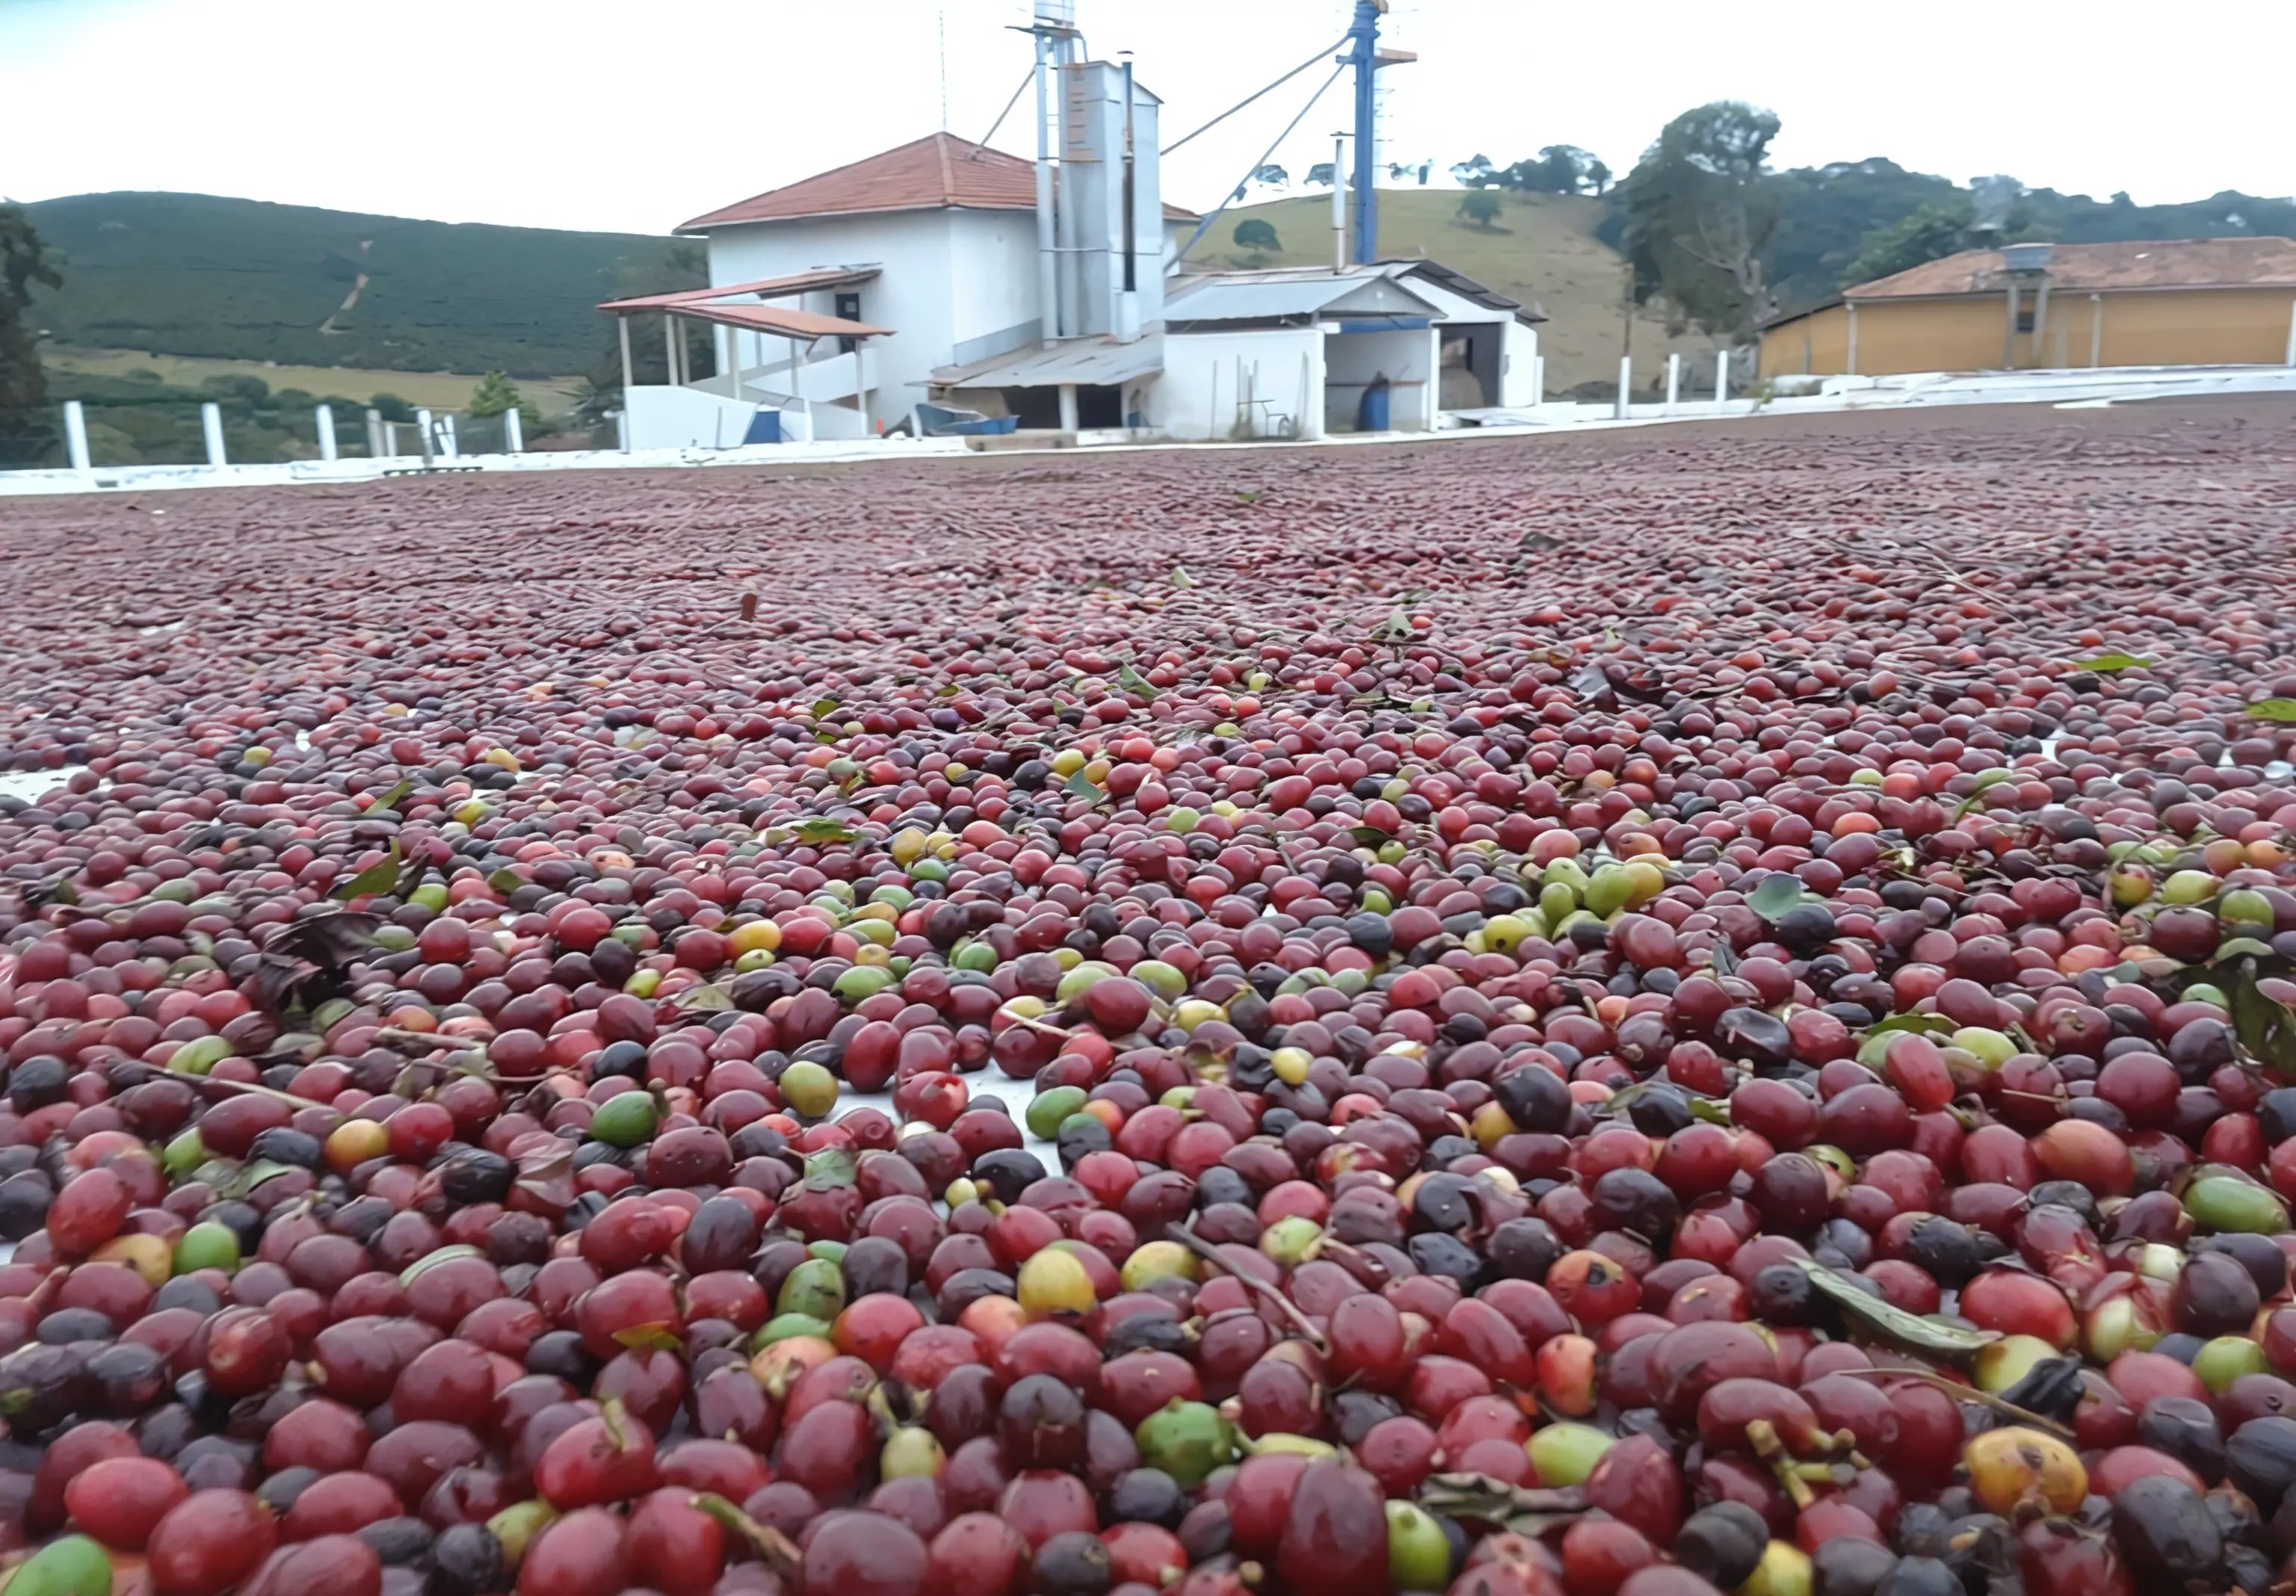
[1345, 1, 1402, 265]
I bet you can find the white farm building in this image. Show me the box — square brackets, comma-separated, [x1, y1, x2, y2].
[602, 38, 1542, 448]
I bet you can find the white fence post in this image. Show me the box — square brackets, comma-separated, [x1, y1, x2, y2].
[1664, 353, 1681, 415]
[315, 405, 338, 461]
[442, 415, 459, 460]
[366, 409, 385, 457]
[1530, 355, 1544, 408]
[200, 402, 226, 466]
[415, 408, 435, 465]
[1614, 356, 1632, 420]
[62, 400, 92, 474]
[503, 407, 523, 454]
[1715, 350, 1730, 409]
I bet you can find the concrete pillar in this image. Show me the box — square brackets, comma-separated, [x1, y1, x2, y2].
[315, 405, 338, 461]
[1530, 354, 1544, 406]
[1715, 350, 1729, 409]
[1614, 356, 1632, 420]
[613, 410, 629, 452]
[1664, 353, 1681, 414]
[1058, 383, 1080, 433]
[664, 316, 681, 387]
[365, 409, 384, 457]
[2285, 297, 2296, 365]
[1846, 302, 1859, 376]
[441, 415, 459, 460]
[62, 400, 91, 474]
[619, 318, 635, 395]
[503, 407, 523, 453]
[2091, 295, 2105, 368]
[200, 403, 226, 466]
[415, 409, 434, 465]
[2031, 279, 2052, 368]
[2002, 282, 2021, 369]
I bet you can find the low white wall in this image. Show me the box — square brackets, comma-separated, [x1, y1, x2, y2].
[1150, 327, 1326, 442]
[626, 385, 762, 450]
[803, 404, 873, 442]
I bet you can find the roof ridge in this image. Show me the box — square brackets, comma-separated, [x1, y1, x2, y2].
[676, 132, 1196, 232]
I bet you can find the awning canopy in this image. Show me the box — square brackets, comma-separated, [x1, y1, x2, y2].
[669, 303, 895, 340]
[599, 266, 880, 315]
[928, 334, 1164, 390]
[1164, 266, 1439, 326]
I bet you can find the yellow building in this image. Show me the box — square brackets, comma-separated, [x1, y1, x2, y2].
[1759, 238, 2296, 380]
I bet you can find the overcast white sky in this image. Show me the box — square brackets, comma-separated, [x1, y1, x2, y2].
[4, 0, 2292, 235]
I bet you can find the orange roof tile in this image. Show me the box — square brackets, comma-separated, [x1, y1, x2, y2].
[1848, 237, 2296, 299]
[678, 133, 1194, 232]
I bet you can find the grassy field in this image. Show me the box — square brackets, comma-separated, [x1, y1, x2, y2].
[42, 347, 587, 415]
[1190, 189, 1716, 395]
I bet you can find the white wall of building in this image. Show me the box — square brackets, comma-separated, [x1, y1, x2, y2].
[705, 210, 947, 430]
[704, 208, 1064, 429]
[1149, 327, 1325, 442]
[1324, 326, 1439, 431]
[944, 211, 1047, 365]
[1501, 321, 1542, 406]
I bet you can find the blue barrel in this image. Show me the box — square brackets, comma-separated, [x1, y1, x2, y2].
[1362, 386, 1391, 431]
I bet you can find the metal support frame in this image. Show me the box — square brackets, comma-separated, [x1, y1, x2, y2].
[1032, 22, 1062, 344]
[1346, 1, 1381, 264]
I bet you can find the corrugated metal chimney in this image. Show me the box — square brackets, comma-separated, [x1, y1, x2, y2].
[1032, 1, 1075, 345]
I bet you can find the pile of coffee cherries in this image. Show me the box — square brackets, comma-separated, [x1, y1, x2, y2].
[5, 409, 2296, 1596]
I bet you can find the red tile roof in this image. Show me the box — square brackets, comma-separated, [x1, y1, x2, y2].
[1848, 237, 2296, 298]
[677, 133, 1195, 232]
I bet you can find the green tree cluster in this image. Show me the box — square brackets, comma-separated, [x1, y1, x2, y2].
[1614, 102, 1784, 341]
[1232, 218, 1280, 253]
[1594, 100, 2296, 344]
[1453, 146, 1611, 195]
[468, 370, 540, 429]
[1, 205, 62, 468]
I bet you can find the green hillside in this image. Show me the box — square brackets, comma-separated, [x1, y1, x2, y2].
[1188, 188, 1718, 395]
[21, 192, 686, 380]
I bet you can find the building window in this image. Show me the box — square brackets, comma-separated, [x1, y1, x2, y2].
[835, 292, 862, 355]
[2015, 308, 2037, 333]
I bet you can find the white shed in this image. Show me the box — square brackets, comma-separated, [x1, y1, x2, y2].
[1144, 262, 1545, 441]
